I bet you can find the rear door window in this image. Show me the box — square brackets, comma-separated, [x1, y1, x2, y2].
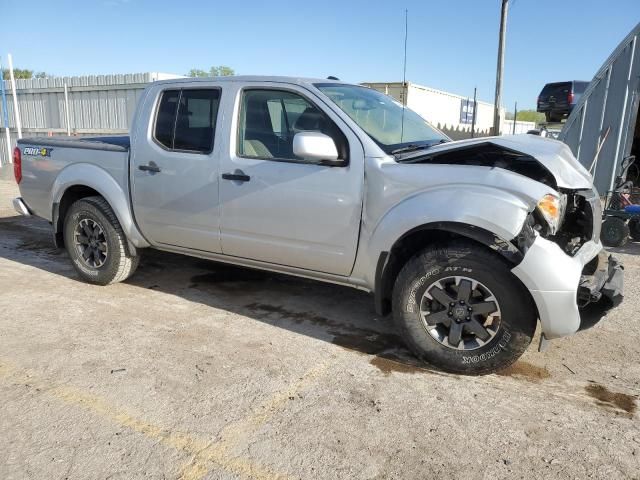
[154, 88, 221, 153]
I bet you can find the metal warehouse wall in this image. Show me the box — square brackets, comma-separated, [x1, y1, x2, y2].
[0, 72, 179, 165]
[560, 22, 640, 193]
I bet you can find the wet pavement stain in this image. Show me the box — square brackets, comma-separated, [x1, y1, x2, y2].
[245, 302, 338, 327]
[191, 268, 269, 284]
[16, 239, 64, 256]
[0, 218, 62, 256]
[497, 361, 551, 382]
[244, 302, 440, 376]
[369, 356, 430, 375]
[330, 331, 405, 356]
[0, 217, 35, 230]
[585, 383, 637, 416]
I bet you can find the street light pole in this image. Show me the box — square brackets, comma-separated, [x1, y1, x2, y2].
[493, 0, 509, 136]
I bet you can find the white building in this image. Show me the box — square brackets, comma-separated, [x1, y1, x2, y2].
[361, 81, 534, 139]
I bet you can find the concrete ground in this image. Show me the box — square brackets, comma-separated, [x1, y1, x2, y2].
[0, 166, 638, 480]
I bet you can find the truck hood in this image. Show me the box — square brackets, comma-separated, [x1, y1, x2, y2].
[403, 134, 594, 190]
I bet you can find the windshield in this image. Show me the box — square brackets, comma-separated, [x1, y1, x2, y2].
[315, 83, 449, 154]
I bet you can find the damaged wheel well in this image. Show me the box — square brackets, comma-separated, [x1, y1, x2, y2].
[374, 222, 526, 316]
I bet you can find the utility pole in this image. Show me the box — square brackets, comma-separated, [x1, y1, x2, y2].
[493, 0, 509, 136]
[512, 101, 518, 134]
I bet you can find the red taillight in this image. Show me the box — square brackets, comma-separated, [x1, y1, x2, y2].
[568, 91, 574, 104]
[13, 147, 22, 184]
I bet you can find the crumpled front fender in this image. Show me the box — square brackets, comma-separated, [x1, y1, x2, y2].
[353, 184, 535, 288]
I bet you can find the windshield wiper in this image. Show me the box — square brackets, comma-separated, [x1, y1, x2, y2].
[391, 139, 448, 155]
[390, 144, 431, 154]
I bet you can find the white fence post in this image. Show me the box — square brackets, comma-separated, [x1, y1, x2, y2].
[64, 84, 71, 136]
[7, 54, 22, 139]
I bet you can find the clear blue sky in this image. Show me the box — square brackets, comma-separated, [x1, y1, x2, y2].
[2, 0, 638, 109]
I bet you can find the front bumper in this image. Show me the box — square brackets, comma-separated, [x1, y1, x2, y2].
[578, 252, 624, 330]
[511, 236, 623, 339]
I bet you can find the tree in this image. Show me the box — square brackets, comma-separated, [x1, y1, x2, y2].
[506, 109, 545, 125]
[187, 66, 235, 77]
[214, 66, 234, 76]
[3, 68, 32, 79]
[2, 68, 52, 80]
[187, 69, 208, 78]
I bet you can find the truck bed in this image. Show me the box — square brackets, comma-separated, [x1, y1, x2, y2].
[16, 136, 131, 220]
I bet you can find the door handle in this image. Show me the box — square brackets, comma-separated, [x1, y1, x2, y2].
[222, 171, 250, 182]
[139, 162, 161, 173]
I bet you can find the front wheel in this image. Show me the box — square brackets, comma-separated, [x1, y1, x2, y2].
[392, 242, 537, 375]
[64, 196, 140, 285]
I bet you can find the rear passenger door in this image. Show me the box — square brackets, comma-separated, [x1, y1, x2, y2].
[131, 86, 223, 252]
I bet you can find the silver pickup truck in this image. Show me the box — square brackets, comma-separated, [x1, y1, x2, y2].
[12, 76, 623, 374]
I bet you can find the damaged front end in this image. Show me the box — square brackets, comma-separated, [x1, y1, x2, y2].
[548, 188, 601, 256]
[513, 186, 624, 336]
[578, 252, 624, 330]
[399, 135, 623, 337]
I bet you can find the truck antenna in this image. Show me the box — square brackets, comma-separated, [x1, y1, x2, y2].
[400, 8, 408, 142]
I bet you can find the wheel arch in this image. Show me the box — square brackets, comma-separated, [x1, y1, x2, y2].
[51, 163, 149, 251]
[373, 222, 527, 316]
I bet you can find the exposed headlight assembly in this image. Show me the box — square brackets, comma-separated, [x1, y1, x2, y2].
[536, 193, 566, 235]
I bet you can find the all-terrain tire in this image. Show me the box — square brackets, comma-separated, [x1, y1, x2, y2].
[392, 242, 537, 375]
[64, 196, 140, 285]
[600, 217, 629, 247]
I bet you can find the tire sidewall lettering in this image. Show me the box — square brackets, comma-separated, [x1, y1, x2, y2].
[405, 266, 474, 313]
[406, 267, 440, 313]
[461, 330, 512, 365]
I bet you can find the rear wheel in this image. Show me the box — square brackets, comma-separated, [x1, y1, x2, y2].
[392, 242, 536, 375]
[64, 196, 139, 285]
[546, 112, 562, 123]
[629, 218, 640, 242]
[601, 217, 629, 247]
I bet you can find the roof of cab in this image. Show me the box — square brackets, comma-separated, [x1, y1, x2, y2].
[151, 75, 346, 87]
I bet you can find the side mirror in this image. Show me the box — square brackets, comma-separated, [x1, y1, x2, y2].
[293, 131, 342, 165]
